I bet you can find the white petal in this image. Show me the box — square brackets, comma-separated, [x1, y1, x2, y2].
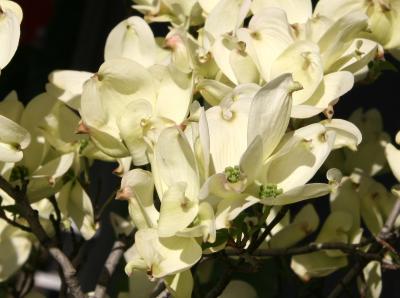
[88, 126, 130, 157]
[264, 124, 335, 190]
[359, 261, 382, 298]
[248, 74, 298, 159]
[215, 195, 259, 229]
[206, 98, 251, 173]
[196, 79, 232, 106]
[269, 204, 319, 248]
[331, 39, 378, 75]
[211, 36, 240, 84]
[386, 143, 400, 182]
[239, 135, 263, 183]
[270, 41, 323, 105]
[104, 16, 156, 67]
[40, 102, 82, 153]
[164, 271, 194, 298]
[68, 181, 96, 240]
[134, 229, 202, 278]
[81, 58, 156, 132]
[0, 1, 21, 70]
[28, 152, 75, 202]
[117, 99, 153, 166]
[177, 202, 216, 243]
[237, 8, 293, 81]
[0, 114, 30, 162]
[0, 90, 23, 122]
[314, 0, 366, 21]
[330, 177, 361, 238]
[204, 0, 246, 40]
[154, 127, 199, 200]
[0, 233, 31, 282]
[293, 71, 354, 119]
[120, 169, 159, 229]
[46, 70, 93, 110]
[261, 183, 331, 206]
[158, 182, 199, 237]
[321, 119, 362, 151]
[251, 0, 312, 24]
[291, 251, 348, 280]
[229, 45, 260, 84]
[152, 65, 192, 124]
[318, 12, 368, 72]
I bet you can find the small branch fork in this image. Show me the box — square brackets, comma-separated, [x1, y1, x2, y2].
[226, 241, 378, 260]
[0, 175, 136, 298]
[94, 231, 136, 298]
[0, 175, 85, 298]
[206, 199, 400, 298]
[206, 206, 290, 298]
[328, 198, 400, 298]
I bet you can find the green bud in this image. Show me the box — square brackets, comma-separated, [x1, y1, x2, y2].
[224, 165, 242, 183]
[259, 184, 283, 199]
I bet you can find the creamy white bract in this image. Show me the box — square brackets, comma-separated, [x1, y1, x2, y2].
[0, 1, 400, 297]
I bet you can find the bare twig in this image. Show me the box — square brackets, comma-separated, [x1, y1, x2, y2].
[205, 206, 289, 298]
[328, 198, 400, 298]
[0, 175, 85, 298]
[204, 258, 235, 298]
[95, 190, 117, 222]
[155, 288, 171, 298]
[48, 196, 62, 244]
[150, 279, 167, 298]
[94, 231, 135, 298]
[381, 260, 400, 270]
[379, 198, 400, 238]
[248, 206, 289, 253]
[227, 241, 379, 260]
[0, 207, 31, 232]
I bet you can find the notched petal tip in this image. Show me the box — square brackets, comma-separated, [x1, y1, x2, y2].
[116, 187, 133, 200]
[392, 185, 400, 198]
[91, 72, 103, 81]
[323, 105, 334, 119]
[76, 121, 90, 134]
[288, 81, 303, 94]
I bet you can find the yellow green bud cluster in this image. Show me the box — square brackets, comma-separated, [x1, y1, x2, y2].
[259, 184, 283, 199]
[224, 166, 242, 183]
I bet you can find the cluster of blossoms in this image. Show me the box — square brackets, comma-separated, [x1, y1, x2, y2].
[1, 0, 400, 297]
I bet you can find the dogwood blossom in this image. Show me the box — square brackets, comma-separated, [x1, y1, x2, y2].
[1, 0, 400, 297]
[0, 0, 22, 72]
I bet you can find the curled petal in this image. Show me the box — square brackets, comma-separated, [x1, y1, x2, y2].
[260, 183, 331, 206]
[321, 119, 362, 151]
[0, 115, 30, 162]
[248, 73, 299, 160]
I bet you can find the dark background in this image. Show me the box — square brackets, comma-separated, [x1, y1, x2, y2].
[0, 0, 399, 297]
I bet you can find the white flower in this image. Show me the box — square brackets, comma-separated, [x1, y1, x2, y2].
[80, 58, 193, 164]
[0, 0, 22, 72]
[385, 131, 400, 181]
[0, 219, 32, 282]
[315, 0, 400, 57]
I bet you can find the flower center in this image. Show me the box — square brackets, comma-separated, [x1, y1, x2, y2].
[259, 184, 283, 199]
[224, 166, 242, 183]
